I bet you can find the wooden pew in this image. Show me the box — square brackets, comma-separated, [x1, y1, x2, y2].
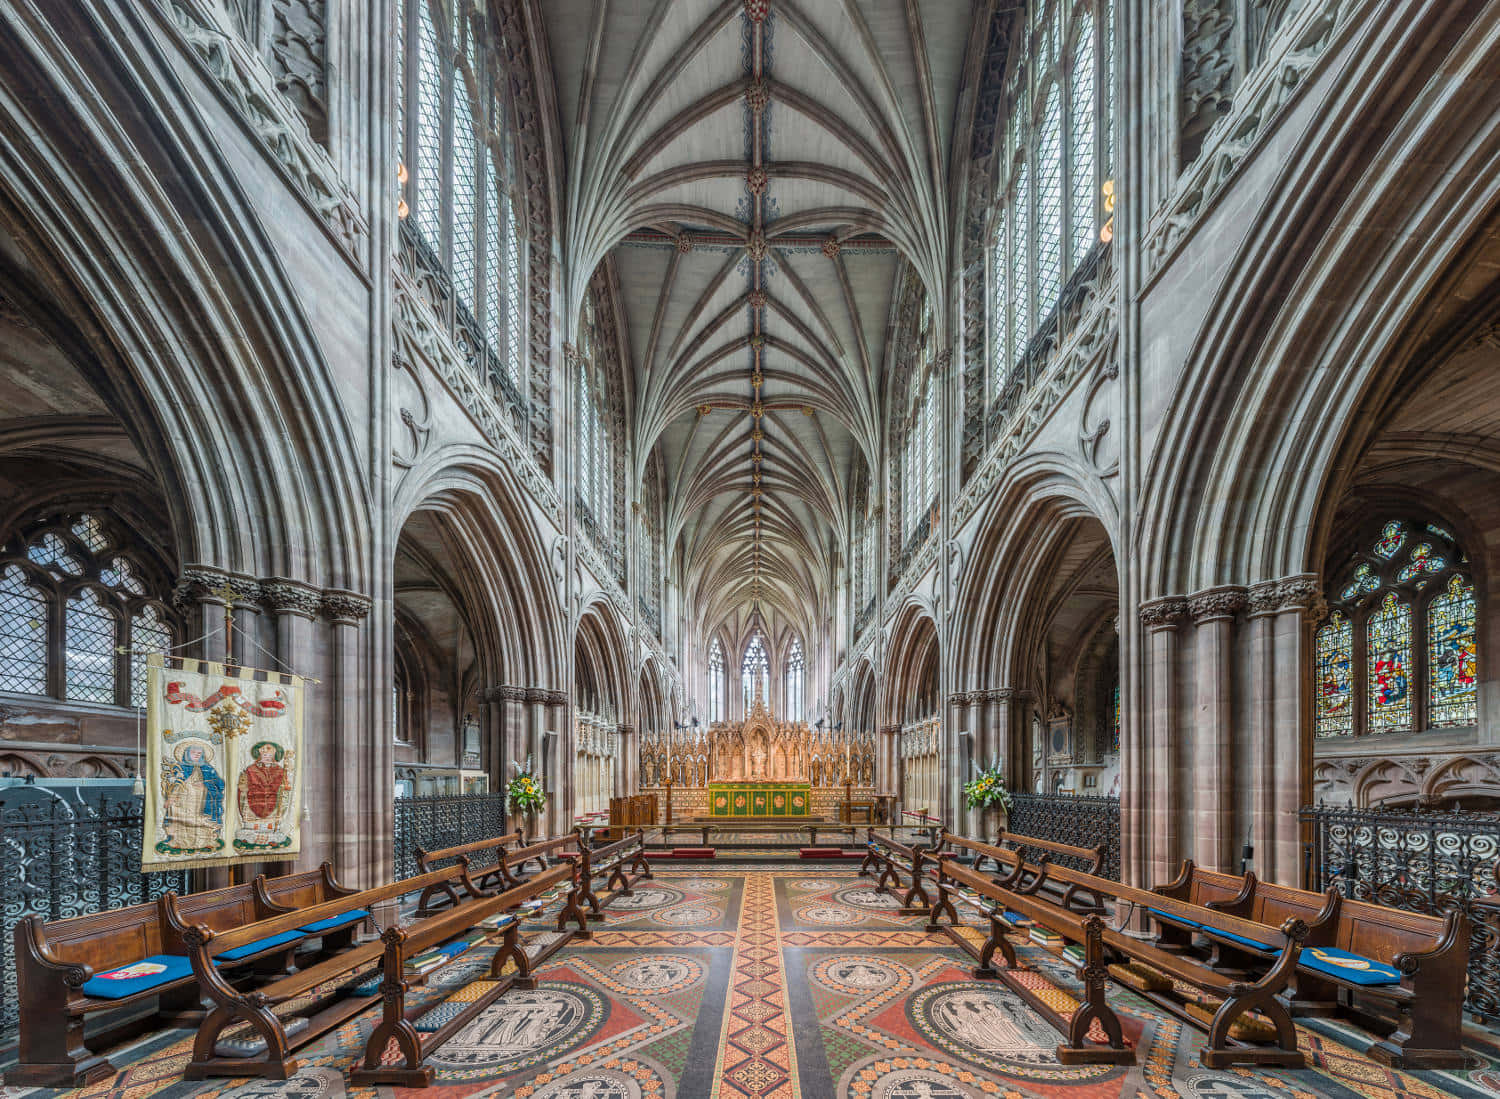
[870, 833, 932, 913]
[930, 845, 1310, 1069]
[577, 829, 651, 919]
[932, 857, 1133, 1065]
[4, 868, 364, 1088]
[175, 861, 480, 1080]
[501, 832, 584, 888]
[1157, 864, 1468, 1069]
[414, 830, 525, 914]
[351, 864, 576, 1087]
[1149, 861, 1256, 952]
[976, 828, 1109, 912]
[257, 862, 370, 956]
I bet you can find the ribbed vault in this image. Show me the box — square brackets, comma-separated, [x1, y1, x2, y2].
[541, 0, 971, 644]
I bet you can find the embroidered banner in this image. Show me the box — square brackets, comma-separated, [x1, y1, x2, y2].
[141, 654, 306, 872]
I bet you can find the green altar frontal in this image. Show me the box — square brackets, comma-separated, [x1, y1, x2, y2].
[708, 781, 811, 817]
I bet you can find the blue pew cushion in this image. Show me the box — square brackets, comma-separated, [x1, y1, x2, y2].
[81, 954, 195, 999]
[1212, 928, 1274, 952]
[297, 908, 370, 934]
[218, 930, 305, 962]
[1301, 947, 1402, 986]
[1149, 907, 1200, 928]
[1000, 910, 1032, 927]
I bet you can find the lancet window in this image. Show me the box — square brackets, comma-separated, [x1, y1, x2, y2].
[784, 638, 805, 722]
[396, 0, 527, 407]
[900, 300, 940, 548]
[742, 634, 769, 711]
[991, 0, 1114, 395]
[707, 639, 725, 723]
[1314, 520, 1477, 738]
[0, 512, 176, 709]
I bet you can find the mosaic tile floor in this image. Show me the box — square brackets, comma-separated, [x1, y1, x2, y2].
[5, 866, 1500, 1098]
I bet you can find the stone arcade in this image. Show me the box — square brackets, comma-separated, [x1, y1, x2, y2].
[1, 0, 1499, 1095]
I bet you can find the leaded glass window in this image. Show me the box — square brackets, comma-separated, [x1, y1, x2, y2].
[1314, 610, 1353, 738]
[742, 635, 769, 710]
[990, 0, 1113, 401]
[1318, 518, 1477, 737]
[130, 604, 172, 707]
[708, 639, 725, 723]
[65, 588, 116, 704]
[0, 566, 46, 694]
[784, 638, 805, 722]
[451, 62, 479, 312]
[413, 0, 445, 246]
[1427, 574, 1477, 727]
[0, 511, 177, 708]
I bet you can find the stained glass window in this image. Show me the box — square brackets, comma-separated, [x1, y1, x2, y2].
[1366, 593, 1411, 735]
[1069, 10, 1096, 267]
[0, 566, 46, 694]
[708, 639, 724, 723]
[784, 639, 805, 722]
[1397, 542, 1445, 583]
[1314, 610, 1353, 737]
[130, 604, 172, 708]
[1427, 574, 1477, 727]
[1340, 563, 1379, 602]
[65, 588, 116, 704]
[1373, 520, 1405, 558]
[742, 634, 769, 710]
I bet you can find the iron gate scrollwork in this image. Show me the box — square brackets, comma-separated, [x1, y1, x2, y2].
[1004, 792, 1121, 881]
[1301, 802, 1500, 1021]
[392, 793, 509, 881]
[1, 795, 188, 1047]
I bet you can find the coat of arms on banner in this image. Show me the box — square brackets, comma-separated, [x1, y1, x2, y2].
[141, 654, 306, 872]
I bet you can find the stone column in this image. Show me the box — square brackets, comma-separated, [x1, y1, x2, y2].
[947, 693, 974, 833]
[260, 579, 323, 873]
[1246, 581, 1281, 881]
[616, 722, 635, 798]
[321, 590, 376, 886]
[1139, 597, 1188, 887]
[1189, 587, 1246, 872]
[1273, 577, 1320, 885]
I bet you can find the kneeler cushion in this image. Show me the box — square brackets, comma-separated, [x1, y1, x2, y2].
[1108, 961, 1173, 993]
[81, 954, 198, 999]
[1183, 999, 1280, 1044]
[1300, 947, 1402, 985]
[214, 1014, 310, 1058]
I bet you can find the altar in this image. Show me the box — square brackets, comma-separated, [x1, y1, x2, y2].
[708, 780, 811, 817]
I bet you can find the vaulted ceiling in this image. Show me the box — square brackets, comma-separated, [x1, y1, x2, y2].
[539, 0, 979, 644]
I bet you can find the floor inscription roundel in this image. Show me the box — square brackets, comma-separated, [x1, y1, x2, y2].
[834, 885, 901, 909]
[524, 1068, 652, 1098]
[428, 985, 607, 1077]
[909, 982, 1114, 1079]
[611, 955, 705, 992]
[607, 885, 684, 911]
[812, 955, 903, 993]
[656, 904, 717, 926]
[798, 904, 861, 925]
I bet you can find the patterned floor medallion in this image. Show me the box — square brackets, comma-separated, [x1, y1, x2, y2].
[427, 982, 608, 1077]
[610, 954, 705, 993]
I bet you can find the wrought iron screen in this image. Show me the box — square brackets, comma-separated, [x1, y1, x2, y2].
[1301, 803, 1500, 1021]
[1, 794, 188, 1047]
[1004, 792, 1121, 880]
[393, 792, 509, 881]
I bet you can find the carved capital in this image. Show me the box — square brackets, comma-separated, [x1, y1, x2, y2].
[1188, 586, 1247, 622]
[260, 578, 323, 618]
[173, 566, 260, 608]
[1247, 580, 1283, 617]
[1138, 596, 1189, 629]
[947, 692, 973, 706]
[320, 589, 372, 623]
[1275, 574, 1322, 611]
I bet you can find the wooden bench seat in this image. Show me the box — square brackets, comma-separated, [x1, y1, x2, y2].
[577, 829, 651, 919]
[1151, 861, 1469, 1068]
[930, 842, 1310, 1069]
[176, 861, 481, 1080]
[3, 867, 364, 1088]
[981, 829, 1108, 912]
[414, 831, 525, 914]
[351, 864, 576, 1087]
[868, 833, 932, 913]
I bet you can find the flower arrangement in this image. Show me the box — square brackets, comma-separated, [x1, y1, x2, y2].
[506, 756, 547, 814]
[963, 758, 1010, 812]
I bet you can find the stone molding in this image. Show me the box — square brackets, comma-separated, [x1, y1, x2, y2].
[1188, 585, 1248, 622]
[1138, 596, 1190, 629]
[164, 0, 365, 257]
